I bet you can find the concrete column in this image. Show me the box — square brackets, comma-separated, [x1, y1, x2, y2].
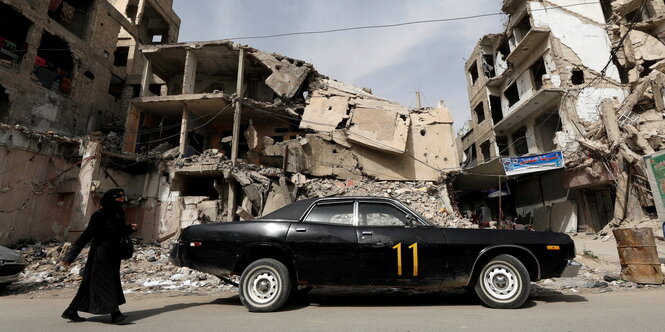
[506, 135, 516, 156]
[68, 137, 102, 241]
[182, 51, 198, 94]
[122, 104, 141, 152]
[136, 0, 146, 25]
[140, 59, 152, 97]
[178, 106, 190, 157]
[525, 120, 539, 154]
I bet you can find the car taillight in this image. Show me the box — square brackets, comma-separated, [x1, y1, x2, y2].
[189, 242, 202, 247]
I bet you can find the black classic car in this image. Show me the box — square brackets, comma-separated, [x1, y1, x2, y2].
[171, 197, 580, 312]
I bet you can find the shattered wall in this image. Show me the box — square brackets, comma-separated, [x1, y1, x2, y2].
[0, 126, 80, 245]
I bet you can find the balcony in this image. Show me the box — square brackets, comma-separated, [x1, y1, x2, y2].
[494, 87, 563, 133]
[505, 27, 550, 65]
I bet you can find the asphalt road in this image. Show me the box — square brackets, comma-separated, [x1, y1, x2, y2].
[1, 288, 663, 332]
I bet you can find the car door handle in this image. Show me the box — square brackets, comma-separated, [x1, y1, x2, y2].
[361, 231, 373, 235]
[295, 228, 307, 232]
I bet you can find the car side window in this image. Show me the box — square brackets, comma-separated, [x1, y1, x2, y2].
[304, 202, 354, 226]
[359, 202, 409, 226]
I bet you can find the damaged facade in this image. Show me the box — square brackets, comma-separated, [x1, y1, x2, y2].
[116, 41, 460, 241]
[456, 0, 665, 234]
[1, 3, 460, 245]
[0, 0, 180, 244]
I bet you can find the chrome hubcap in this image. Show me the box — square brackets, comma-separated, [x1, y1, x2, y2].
[246, 268, 280, 305]
[483, 263, 519, 301]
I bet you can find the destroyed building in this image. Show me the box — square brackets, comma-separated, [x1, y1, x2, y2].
[0, 3, 461, 245]
[0, 0, 180, 244]
[456, 0, 665, 234]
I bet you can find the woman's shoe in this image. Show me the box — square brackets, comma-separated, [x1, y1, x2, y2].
[111, 312, 127, 324]
[61, 308, 86, 322]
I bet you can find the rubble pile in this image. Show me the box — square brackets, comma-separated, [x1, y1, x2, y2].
[5, 241, 235, 297]
[566, 70, 665, 235]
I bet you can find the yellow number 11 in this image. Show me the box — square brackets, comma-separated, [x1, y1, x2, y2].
[391, 242, 418, 276]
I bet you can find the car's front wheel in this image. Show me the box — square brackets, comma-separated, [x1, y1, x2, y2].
[239, 258, 292, 312]
[474, 254, 530, 309]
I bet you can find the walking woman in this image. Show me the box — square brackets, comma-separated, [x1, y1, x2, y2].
[60, 188, 138, 324]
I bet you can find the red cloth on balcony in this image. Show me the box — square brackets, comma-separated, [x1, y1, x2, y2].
[35, 56, 47, 67]
[60, 77, 72, 94]
[49, 0, 63, 12]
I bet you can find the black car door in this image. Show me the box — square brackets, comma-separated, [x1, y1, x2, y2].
[285, 200, 359, 284]
[356, 201, 447, 286]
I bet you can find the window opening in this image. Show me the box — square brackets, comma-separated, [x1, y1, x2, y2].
[496, 136, 509, 157]
[35, 32, 74, 95]
[0, 85, 9, 120]
[482, 54, 495, 78]
[571, 69, 584, 85]
[108, 74, 125, 100]
[474, 102, 485, 124]
[512, 127, 529, 156]
[505, 82, 520, 107]
[47, 0, 93, 39]
[490, 95, 503, 124]
[480, 140, 491, 162]
[468, 60, 479, 84]
[0, 3, 32, 72]
[113, 46, 130, 67]
[530, 58, 546, 90]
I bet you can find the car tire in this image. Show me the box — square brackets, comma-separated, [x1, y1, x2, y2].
[474, 254, 530, 309]
[239, 258, 292, 312]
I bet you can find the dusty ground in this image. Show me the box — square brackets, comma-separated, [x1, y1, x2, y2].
[2, 232, 664, 300]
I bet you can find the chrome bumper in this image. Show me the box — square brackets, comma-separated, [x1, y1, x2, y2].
[560, 259, 582, 278]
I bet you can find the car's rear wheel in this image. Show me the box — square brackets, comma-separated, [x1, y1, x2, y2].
[239, 258, 292, 312]
[474, 254, 530, 309]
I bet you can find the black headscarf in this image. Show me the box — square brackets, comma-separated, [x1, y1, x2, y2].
[100, 188, 126, 217]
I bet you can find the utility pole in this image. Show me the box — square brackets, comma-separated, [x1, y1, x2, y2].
[228, 48, 245, 221]
[415, 91, 422, 109]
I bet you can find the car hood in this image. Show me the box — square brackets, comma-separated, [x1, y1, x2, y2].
[0, 246, 23, 261]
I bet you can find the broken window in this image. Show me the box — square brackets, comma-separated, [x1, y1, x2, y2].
[175, 174, 222, 199]
[571, 69, 584, 85]
[34, 32, 74, 95]
[113, 46, 130, 67]
[512, 14, 532, 46]
[0, 2, 32, 72]
[465, 143, 478, 167]
[505, 82, 520, 107]
[536, 112, 561, 152]
[480, 140, 491, 162]
[47, 0, 93, 39]
[490, 95, 503, 124]
[496, 136, 509, 157]
[474, 102, 485, 124]
[139, 2, 171, 45]
[108, 74, 125, 100]
[530, 58, 546, 90]
[512, 127, 529, 156]
[482, 54, 495, 78]
[468, 60, 479, 84]
[0, 85, 9, 120]
[149, 84, 164, 96]
[125, 0, 139, 23]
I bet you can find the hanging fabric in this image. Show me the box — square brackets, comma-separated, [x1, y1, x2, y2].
[35, 56, 47, 67]
[49, 0, 64, 12]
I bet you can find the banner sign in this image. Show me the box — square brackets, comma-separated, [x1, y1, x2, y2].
[645, 150, 665, 221]
[502, 151, 564, 176]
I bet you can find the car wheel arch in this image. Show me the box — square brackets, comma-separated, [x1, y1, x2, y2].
[467, 245, 540, 286]
[233, 244, 299, 281]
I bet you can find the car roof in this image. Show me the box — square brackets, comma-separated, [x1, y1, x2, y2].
[258, 196, 407, 221]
